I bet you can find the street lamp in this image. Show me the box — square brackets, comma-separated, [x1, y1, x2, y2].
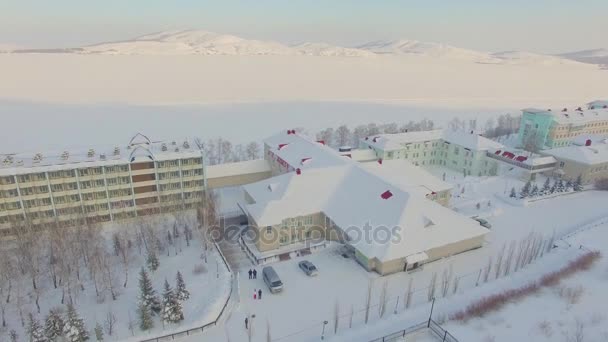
[321, 320, 328, 340]
[427, 297, 436, 328]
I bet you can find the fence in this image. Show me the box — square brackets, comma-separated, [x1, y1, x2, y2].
[368, 319, 459, 342]
[139, 242, 234, 342]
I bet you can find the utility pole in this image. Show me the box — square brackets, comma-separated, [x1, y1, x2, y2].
[427, 297, 436, 328]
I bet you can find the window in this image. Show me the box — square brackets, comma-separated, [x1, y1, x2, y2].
[266, 226, 272, 234]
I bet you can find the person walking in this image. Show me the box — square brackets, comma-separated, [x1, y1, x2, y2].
[245, 316, 248, 329]
[253, 289, 257, 300]
[253, 269, 257, 279]
[258, 289, 262, 300]
[248, 269, 253, 279]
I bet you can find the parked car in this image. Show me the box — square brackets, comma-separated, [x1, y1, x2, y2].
[473, 217, 492, 229]
[298, 260, 318, 276]
[262, 266, 283, 293]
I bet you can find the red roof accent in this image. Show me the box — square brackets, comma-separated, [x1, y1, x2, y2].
[316, 140, 325, 145]
[301, 157, 312, 164]
[295, 168, 301, 175]
[586, 139, 592, 146]
[502, 151, 509, 157]
[515, 156, 527, 162]
[380, 190, 393, 200]
[278, 143, 289, 150]
[377, 159, 383, 165]
[431, 191, 437, 195]
[495, 150, 502, 155]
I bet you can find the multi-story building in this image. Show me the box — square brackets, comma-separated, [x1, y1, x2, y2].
[541, 135, 608, 184]
[0, 134, 205, 235]
[240, 130, 488, 275]
[359, 129, 503, 177]
[517, 100, 608, 151]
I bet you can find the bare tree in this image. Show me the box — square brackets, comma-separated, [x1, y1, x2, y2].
[427, 273, 438, 302]
[483, 256, 493, 283]
[364, 280, 372, 324]
[503, 241, 516, 277]
[104, 310, 117, 336]
[317, 128, 335, 148]
[381, 122, 399, 134]
[452, 276, 460, 295]
[349, 305, 354, 328]
[333, 299, 340, 334]
[245, 142, 260, 160]
[494, 243, 506, 279]
[405, 278, 413, 310]
[335, 125, 352, 147]
[441, 266, 453, 298]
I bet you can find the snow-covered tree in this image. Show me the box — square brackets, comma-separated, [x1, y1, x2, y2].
[175, 271, 190, 301]
[44, 310, 65, 341]
[63, 304, 89, 342]
[137, 302, 154, 331]
[556, 179, 565, 192]
[146, 251, 159, 272]
[565, 179, 574, 192]
[541, 177, 551, 195]
[530, 184, 539, 197]
[573, 175, 583, 192]
[509, 187, 517, 198]
[162, 279, 184, 324]
[10, 329, 18, 342]
[27, 313, 47, 342]
[94, 323, 103, 341]
[138, 267, 161, 315]
[550, 179, 558, 194]
[520, 180, 532, 198]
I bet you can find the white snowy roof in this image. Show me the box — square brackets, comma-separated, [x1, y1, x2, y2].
[441, 130, 504, 151]
[522, 106, 608, 124]
[343, 149, 379, 162]
[206, 159, 271, 179]
[542, 139, 608, 165]
[587, 100, 608, 109]
[263, 131, 350, 170]
[361, 159, 452, 196]
[362, 130, 444, 151]
[0, 134, 202, 176]
[242, 164, 487, 262]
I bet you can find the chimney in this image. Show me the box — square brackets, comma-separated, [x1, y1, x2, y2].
[562, 108, 567, 112]
[380, 190, 393, 200]
[296, 168, 301, 175]
[377, 159, 383, 165]
[586, 139, 592, 146]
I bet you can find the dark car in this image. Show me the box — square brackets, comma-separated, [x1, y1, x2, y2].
[473, 217, 492, 229]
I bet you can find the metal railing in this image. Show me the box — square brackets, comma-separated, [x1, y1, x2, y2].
[139, 242, 234, 342]
[429, 319, 459, 342]
[369, 319, 459, 342]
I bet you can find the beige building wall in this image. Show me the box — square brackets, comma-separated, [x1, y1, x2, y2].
[547, 158, 608, 184]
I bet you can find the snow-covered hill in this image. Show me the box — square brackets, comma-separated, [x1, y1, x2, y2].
[357, 39, 498, 62]
[558, 48, 608, 66]
[491, 51, 586, 66]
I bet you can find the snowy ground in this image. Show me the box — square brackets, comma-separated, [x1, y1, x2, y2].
[180, 170, 608, 342]
[443, 222, 608, 342]
[0, 215, 231, 342]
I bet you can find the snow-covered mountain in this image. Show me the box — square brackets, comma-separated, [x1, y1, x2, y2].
[3, 30, 602, 68]
[356, 39, 498, 62]
[558, 48, 608, 66]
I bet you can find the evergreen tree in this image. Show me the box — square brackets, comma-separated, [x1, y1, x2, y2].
[541, 177, 551, 195]
[162, 279, 184, 324]
[94, 323, 103, 341]
[175, 271, 190, 302]
[27, 313, 47, 342]
[550, 179, 558, 194]
[565, 179, 574, 191]
[137, 302, 154, 331]
[10, 330, 18, 342]
[574, 174, 583, 191]
[530, 184, 539, 197]
[146, 251, 159, 272]
[138, 267, 161, 315]
[63, 304, 89, 342]
[44, 310, 65, 341]
[519, 180, 532, 198]
[509, 187, 517, 198]
[556, 179, 565, 192]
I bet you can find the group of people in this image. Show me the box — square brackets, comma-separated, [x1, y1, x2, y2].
[248, 268, 257, 279]
[248, 268, 263, 300]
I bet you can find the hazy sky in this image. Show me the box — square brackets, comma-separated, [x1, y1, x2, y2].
[1, 0, 605, 53]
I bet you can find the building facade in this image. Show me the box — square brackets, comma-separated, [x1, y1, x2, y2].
[541, 135, 608, 184]
[0, 134, 205, 235]
[517, 101, 608, 151]
[359, 130, 502, 177]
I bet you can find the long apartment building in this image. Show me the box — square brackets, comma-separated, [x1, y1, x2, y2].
[359, 129, 503, 177]
[0, 134, 205, 235]
[518, 100, 608, 151]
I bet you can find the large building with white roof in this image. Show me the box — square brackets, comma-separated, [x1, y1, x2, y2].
[240, 130, 488, 275]
[359, 129, 503, 177]
[0, 134, 206, 235]
[517, 100, 608, 151]
[541, 135, 608, 184]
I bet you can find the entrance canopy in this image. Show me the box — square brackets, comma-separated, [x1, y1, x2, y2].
[406, 252, 429, 264]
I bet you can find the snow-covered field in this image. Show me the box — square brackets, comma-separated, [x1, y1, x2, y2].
[1, 53, 605, 107]
[0, 215, 231, 342]
[179, 170, 608, 342]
